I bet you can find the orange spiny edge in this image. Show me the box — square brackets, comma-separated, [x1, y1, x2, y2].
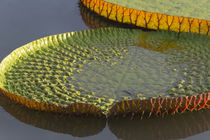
[0, 88, 104, 117]
[148, 98, 156, 117]
[80, 0, 210, 35]
[107, 93, 210, 118]
[207, 93, 210, 106]
[171, 96, 183, 114]
[155, 97, 165, 116]
[0, 87, 209, 118]
[80, 3, 139, 30]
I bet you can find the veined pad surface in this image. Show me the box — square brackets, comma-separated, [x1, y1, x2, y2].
[105, 0, 210, 20]
[0, 28, 209, 117]
[80, 0, 210, 35]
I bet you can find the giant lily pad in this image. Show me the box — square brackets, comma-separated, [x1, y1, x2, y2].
[0, 28, 209, 117]
[80, 0, 210, 35]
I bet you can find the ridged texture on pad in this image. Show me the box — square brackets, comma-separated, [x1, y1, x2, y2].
[0, 28, 209, 117]
[0, 28, 143, 115]
[80, 7, 210, 120]
[0, 88, 103, 116]
[80, 0, 210, 35]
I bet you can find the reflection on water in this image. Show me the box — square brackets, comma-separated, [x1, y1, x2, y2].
[0, 94, 105, 137]
[109, 111, 210, 140]
[0, 93, 210, 140]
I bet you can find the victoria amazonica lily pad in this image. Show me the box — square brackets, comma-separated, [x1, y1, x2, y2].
[0, 28, 209, 118]
[80, 0, 210, 35]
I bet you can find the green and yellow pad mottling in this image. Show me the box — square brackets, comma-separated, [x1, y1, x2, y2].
[0, 28, 209, 117]
[80, 0, 210, 35]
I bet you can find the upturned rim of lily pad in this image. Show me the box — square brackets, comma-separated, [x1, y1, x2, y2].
[0, 85, 209, 118]
[80, 0, 210, 35]
[0, 93, 209, 139]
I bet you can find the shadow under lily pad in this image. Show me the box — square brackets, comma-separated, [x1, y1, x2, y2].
[0, 94, 106, 137]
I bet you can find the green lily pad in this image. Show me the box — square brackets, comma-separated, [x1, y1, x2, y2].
[0, 28, 209, 116]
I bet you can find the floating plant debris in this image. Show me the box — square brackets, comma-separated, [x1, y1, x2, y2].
[80, 0, 210, 35]
[0, 28, 209, 117]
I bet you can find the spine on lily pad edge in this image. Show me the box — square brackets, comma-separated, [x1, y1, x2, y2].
[108, 93, 210, 118]
[80, 0, 210, 35]
[0, 87, 209, 118]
